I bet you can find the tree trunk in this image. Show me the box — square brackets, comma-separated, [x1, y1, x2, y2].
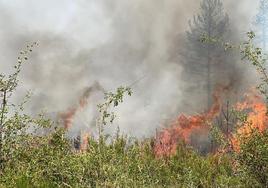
[0, 90, 7, 167]
[263, 25, 267, 52]
[207, 3, 212, 110]
[207, 55, 211, 110]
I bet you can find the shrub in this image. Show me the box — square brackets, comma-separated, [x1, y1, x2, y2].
[236, 130, 268, 187]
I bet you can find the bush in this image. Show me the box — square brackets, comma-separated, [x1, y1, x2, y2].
[1, 35, 268, 187]
[236, 130, 268, 187]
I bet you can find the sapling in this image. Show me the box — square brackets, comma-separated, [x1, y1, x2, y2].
[0, 43, 38, 168]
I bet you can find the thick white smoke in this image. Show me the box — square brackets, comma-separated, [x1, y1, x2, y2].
[0, 0, 259, 138]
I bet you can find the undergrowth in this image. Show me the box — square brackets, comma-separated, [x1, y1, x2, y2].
[1, 33, 268, 187]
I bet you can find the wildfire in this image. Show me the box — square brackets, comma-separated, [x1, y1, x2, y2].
[60, 108, 77, 130]
[62, 80, 257, 156]
[59, 82, 104, 151]
[154, 86, 268, 157]
[154, 86, 226, 157]
[231, 91, 268, 152]
[59, 82, 268, 155]
[80, 132, 90, 151]
[60, 89, 90, 130]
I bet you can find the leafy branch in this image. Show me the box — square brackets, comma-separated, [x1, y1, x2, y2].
[240, 32, 268, 101]
[0, 42, 38, 168]
[201, 31, 268, 102]
[97, 86, 132, 138]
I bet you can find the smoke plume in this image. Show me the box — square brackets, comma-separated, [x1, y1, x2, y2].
[0, 0, 260, 138]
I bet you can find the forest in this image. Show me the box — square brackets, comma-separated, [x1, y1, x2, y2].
[1, 0, 268, 187]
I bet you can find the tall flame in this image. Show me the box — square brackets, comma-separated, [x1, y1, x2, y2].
[60, 82, 104, 150]
[60, 108, 77, 130]
[60, 88, 91, 130]
[60, 82, 104, 129]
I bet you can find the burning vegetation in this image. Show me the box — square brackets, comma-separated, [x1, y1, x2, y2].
[231, 90, 268, 152]
[59, 82, 104, 150]
[155, 87, 268, 157]
[2, 0, 268, 187]
[60, 77, 268, 158]
[2, 41, 268, 188]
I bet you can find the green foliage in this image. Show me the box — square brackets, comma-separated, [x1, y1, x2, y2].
[209, 125, 227, 149]
[236, 130, 268, 187]
[3, 36, 268, 187]
[0, 128, 243, 187]
[97, 86, 132, 125]
[233, 31, 268, 187]
[201, 31, 268, 187]
[0, 49, 244, 187]
[202, 31, 268, 101]
[240, 31, 268, 102]
[97, 86, 132, 138]
[0, 43, 38, 169]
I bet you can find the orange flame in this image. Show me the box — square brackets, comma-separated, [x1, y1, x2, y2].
[60, 108, 77, 130]
[80, 132, 90, 151]
[154, 86, 226, 157]
[231, 91, 268, 152]
[59, 82, 104, 151]
[60, 90, 90, 130]
[60, 82, 104, 130]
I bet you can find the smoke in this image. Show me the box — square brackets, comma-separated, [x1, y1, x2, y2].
[0, 0, 260, 138]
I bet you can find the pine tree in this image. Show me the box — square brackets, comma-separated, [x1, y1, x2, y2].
[183, 0, 229, 109]
[255, 0, 268, 52]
